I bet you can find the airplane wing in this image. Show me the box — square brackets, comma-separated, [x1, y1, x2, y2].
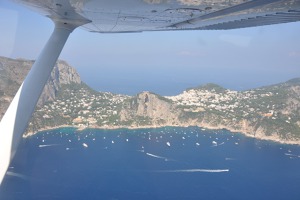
[12, 0, 300, 33]
[1, 0, 300, 185]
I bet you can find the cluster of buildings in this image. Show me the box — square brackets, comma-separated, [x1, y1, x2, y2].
[36, 87, 129, 128]
[166, 87, 279, 119]
[34, 84, 286, 129]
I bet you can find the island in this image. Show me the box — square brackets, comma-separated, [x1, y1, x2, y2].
[1, 56, 299, 144]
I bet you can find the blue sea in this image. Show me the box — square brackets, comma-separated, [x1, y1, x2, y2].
[1, 127, 300, 200]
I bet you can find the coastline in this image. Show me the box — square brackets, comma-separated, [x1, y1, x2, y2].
[24, 123, 300, 145]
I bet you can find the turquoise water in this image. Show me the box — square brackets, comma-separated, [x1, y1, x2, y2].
[1, 127, 300, 200]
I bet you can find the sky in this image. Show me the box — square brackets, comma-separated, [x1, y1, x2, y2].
[1, 0, 300, 95]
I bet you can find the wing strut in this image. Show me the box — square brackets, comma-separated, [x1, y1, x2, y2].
[0, 21, 76, 185]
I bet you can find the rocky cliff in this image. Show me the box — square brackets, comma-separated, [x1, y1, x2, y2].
[120, 92, 182, 127]
[119, 80, 300, 143]
[0, 56, 81, 120]
[38, 60, 81, 106]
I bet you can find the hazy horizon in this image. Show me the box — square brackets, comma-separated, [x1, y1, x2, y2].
[77, 66, 300, 96]
[1, 54, 300, 96]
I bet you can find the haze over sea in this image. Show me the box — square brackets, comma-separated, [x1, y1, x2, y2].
[1, 127, 300, 200]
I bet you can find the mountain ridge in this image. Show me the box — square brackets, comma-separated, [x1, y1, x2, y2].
[0, 56, 81, 119]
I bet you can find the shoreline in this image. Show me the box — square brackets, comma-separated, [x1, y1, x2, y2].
[24, 124, 300, 146]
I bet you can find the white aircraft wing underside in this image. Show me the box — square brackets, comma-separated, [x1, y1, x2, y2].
[12, 0, 300, 32]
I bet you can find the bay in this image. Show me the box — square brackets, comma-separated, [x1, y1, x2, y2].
[1, 127, 300, 200]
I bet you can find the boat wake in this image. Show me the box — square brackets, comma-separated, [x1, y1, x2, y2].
[212, 142, 225, 147]
[38, 144, 60, 148]
[225, 157, 236, 161]
[153, 169, 229, 173]
[145, 153, 175, 161]
[218, 142, 225, 146]
[6, 171, 30, 180]
[285, 153, 300, 158]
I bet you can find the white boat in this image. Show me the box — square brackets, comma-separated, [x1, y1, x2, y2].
[112, 140, 114, 144]
[212, 141, 217, 146]
[82, 143, 88, 148]
[166, 142, 171, 147]
[196, 142, 200, 146]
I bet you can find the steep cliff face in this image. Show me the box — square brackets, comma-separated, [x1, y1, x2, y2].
[120, 92, 182, 126]
[0, 56, 81, 120]
[38, 60, 81, 106]
[282, 86, 300, 116]
[119, 82, 300, 143]
[120, 93, 266, 138]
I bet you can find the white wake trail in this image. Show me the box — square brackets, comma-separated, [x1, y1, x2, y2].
[145, 153, 175, 161]
[285, 153, 300, 158]
[153, 169, 229, 173]
[146, 153, 167, 159]
[6, 171, 29, 180]
[38, 144, 60, 148]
